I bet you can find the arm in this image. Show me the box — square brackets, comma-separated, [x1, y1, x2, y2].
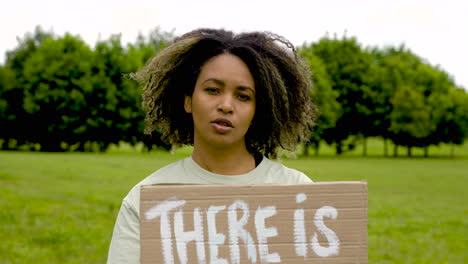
[107, 200, 140, 264]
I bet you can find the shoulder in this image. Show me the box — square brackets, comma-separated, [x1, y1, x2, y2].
[139, 158, 189, 185]
[122, 158, 189, 214]
[257, 157, 313, 184]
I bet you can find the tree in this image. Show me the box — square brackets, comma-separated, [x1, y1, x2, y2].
[88, 34, 144, 151]
[369, 45, 423, 156]
[2, 26, 55, 150]
[370, 45, 458, 157]
[299, 46, 340, 155]
[0, 66, 15, 149]
[21, 33, 96, 151]
[413, 64, 458, 156]
[129, 27, 174, 65]
[311, 34, 374, 154]
[6, 26, 54, 74]
[2, 26, 175, 152]
[427, 87, 468, 157]
[389, 86, 433, 157]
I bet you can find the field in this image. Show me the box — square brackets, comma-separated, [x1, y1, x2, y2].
[0, 139, 467, 263]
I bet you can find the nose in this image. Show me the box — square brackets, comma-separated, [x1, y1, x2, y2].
[217, 95, 234, 114]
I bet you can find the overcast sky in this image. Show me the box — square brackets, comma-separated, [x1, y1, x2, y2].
[1, 0, 467, 90]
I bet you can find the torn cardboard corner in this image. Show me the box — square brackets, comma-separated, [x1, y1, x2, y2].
[140, 181, 368, 264]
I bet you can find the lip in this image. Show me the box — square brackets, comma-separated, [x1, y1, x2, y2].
[211, 117, 234, 133]
[211, 118, 234, 128]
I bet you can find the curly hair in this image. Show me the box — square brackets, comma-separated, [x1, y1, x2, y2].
[131, 28, 317, 158]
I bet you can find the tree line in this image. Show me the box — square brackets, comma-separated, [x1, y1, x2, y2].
[300, 35, 467, 157]
[0, 26, 467, 156]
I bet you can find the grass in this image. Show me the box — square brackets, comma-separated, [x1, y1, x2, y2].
[0, 139, 467, 263]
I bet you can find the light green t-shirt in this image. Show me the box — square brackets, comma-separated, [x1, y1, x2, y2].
[107, 156, 312, 264]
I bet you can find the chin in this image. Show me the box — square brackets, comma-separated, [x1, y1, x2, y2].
[208, 137, 244, 149]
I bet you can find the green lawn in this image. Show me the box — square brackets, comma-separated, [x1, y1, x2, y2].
[0, 140, 467, 263]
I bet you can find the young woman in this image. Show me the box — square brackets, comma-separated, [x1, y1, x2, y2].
[107, 28, 317, 263]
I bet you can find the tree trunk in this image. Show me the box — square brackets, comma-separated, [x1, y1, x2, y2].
[362, 137, 367, 157]
[393, 144, 398, 157]
[336, 143, 343, 155]
[314, 142, 320, 156]
[85, 141, 92, 152]
[407, 146, 412, 157]
[98, 142, 109, 152]
[303, 142, 310, 157]
[41, 141, 63, 152]
[75, 142, 85, 152]
[383, 138, 388, 157]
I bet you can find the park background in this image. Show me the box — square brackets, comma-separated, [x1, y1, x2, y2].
[1, 0, 467, 263]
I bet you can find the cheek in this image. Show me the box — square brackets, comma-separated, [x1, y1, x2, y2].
[245, 105, 256, 127]
[191, 100, 209, 123]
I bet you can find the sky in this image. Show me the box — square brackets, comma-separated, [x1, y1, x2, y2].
[1, 0, 467, 90]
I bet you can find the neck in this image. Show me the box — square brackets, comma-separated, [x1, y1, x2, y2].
[191, 142, 255, 175]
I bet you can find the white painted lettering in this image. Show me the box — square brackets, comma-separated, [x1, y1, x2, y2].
[174, 208, 206, 264]
[207, 205, 228, 264]
[311, 206, 340, 257]
[145, 194, 343, 263]
[144, 198, 186, 264]
[294, 193, 307, 258]
[228, 200, 257, 264]
[255, 206, 281, 263]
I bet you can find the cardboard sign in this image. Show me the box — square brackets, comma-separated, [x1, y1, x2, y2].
[140, 182, 367, 263]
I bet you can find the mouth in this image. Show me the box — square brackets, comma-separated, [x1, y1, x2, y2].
[211, 118, 234, 128]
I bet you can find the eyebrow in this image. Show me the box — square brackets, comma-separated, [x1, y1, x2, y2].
[202, 78, 255, 94]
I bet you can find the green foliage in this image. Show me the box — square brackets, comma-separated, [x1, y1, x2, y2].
[428, 87, 468, 145]
[0, 27, 466, 155]
[0, 66, 15, 150]
[128, 27, 174, 66]
[390, 86, 433, 148]
[90, 34, 143, 150]
[20, 33, 96, 151]
[371, 45, 462, 154]
[6, 26, 54, 75]
[1, 27, 55, 150]
[0, 66, 14, 119]
[311, 35, 378, 154]
[298, 46, 341, 154]
[0, 27, 173, 152]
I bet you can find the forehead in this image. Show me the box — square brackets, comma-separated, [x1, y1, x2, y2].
[197, 53, 255, 89]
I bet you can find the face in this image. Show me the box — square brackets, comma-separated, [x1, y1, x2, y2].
[184, 53, 256, 150]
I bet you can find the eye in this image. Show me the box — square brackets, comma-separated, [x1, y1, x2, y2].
[237, 93, 252, 101]
[205, 87, 219, 95]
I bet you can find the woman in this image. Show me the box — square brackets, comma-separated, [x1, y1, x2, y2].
[107, 28, 317, 263]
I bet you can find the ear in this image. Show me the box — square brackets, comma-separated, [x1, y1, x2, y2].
[184, 96, 192, 113]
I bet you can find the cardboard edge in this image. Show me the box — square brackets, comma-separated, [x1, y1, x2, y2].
[141, 181, 368, 190]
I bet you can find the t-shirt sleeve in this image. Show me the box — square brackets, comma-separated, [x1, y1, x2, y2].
[107, 200, 140, 264]
[295, 171, 313, 183]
